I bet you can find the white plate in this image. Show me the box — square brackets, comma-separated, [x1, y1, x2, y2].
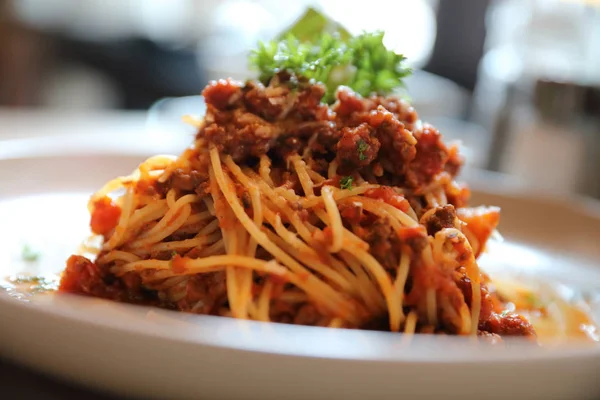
[1, 141, 599, 400]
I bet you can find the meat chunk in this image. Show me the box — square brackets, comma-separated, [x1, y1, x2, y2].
[333, 86, 367, 117]
[201, 109, 281, 162]
[335, 123, 380, 171]
[60, 255, 125, 300]
[294, 80, 328, 120]
[406, 124, 449, 188]
[243, 80, 292, 121]
[155, 168, 206, 194]
[480, 312, 536, 338]
[354, 216, 428, 271]
[368, 95, 418, 131]
[203, 78, 242, 110]
[334, 86, 418, 131]
[363, 217, 399, 270]
[364, 106, 417, 176]
[397, 225, 429, 255]
[445, 143, 463, 177]
[422, 205, 457, 235]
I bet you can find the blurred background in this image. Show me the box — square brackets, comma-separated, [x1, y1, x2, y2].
[1, 0, 599, 198]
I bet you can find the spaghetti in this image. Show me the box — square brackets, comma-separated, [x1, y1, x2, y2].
[59, 73, 537, 340]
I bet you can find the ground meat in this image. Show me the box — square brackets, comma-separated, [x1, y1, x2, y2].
[362, 217, 399, 271]
[171, 169, 205, 192]
[176, 272, 227, 315]
[335, 123, 380, 172]
[445, 180, 470, 208]
[306, 122, 340, 152]
[242, 80, 292, 122]
[293, 81, 329, 120]
[307, 157, 329, 176]
[155, 168, 206, 194]
[60, 255, 106, 295]
[60, 255, 146, 302]
[454, 271, 495, 324]
[445, 144, 463, 177]
[201, 109, 281, 162]
[333, 86, 367, 117]
[406, 124, 449, 188]
[362, 106, 417, 176]
[397, 225, 429, 255]
[368, 96, 419, 131]
[202, 78, 242, 110]
[353, 216, 428, 272]
[198, 73, 331, 163]
[480, 312, 536, 338]
[271, 134, 305, 159]
[422, 205, 457, 235]
[198, 74, 458, 196]
[334, 86, 418, 131]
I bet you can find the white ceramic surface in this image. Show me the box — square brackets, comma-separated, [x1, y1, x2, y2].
[0, 143, 599, 400]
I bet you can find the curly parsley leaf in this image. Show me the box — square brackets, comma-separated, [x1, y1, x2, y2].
[249, 8, 411, 103]
[340, 176, 353, 190]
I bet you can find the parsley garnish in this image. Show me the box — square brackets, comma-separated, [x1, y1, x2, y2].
[249, 8, 411, 103]
[21, 244, 40, 262]
[357, 139, 369, 161]
[340, 176, 353, 190]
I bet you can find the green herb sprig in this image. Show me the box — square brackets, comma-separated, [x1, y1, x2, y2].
[249, 9, 411, 103]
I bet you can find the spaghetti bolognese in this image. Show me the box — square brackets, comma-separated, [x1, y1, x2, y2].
[59, 31, 538, 340]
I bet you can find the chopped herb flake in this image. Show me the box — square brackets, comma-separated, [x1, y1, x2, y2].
[8, 274, 59, 294]
[21, 244, 40, 262]
[525, 293, 543, 309]
[340, 176, 353, 190]
[357, 139, 369, 161]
